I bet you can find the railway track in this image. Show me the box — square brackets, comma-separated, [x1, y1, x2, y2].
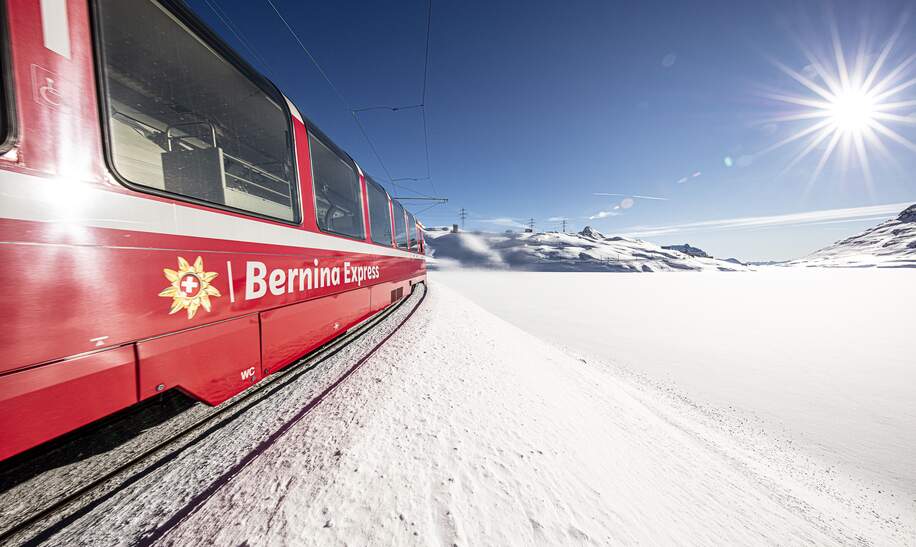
[0, 283, 426, 546]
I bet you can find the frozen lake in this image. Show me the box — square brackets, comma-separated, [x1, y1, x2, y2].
[433, 268, 916, 497]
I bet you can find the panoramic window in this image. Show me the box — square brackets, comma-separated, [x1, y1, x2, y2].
[308, 133, 365, 239]
[95, 0, 298, 222]
[407, 212, 418, 250]
[366, 177, 393, 246]
[393, 200, 408, 250]
[0, 5, 10, 152]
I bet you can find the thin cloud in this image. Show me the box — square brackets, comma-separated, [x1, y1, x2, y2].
[547, 216, 567, 222]
[588, 210, 620, 220]
[676, 172, 701, 184]
[478, 217, 527, 229]
[593, 193, 668, 201]
[620, 202, 911, 238]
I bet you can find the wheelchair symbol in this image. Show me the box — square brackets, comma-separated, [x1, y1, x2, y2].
[31, 64, 68, 111]
[39, 77, 62, 106]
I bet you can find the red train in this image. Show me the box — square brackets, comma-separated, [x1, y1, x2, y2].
[0, 0, 427, 460]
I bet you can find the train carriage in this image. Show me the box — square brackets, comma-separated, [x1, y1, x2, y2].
[0, 0, 426, 460]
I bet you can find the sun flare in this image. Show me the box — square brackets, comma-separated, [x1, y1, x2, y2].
[761, 19, 916, 186]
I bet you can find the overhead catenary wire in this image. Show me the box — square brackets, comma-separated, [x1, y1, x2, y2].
[203, 0, 277, 81]
[418, 0, 436, 195]
[206, 0, 440, 202]
[261, 0, 434, 199]
[350, 0, 436, 196]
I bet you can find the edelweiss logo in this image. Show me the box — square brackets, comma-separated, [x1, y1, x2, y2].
[159, 256, 221, 319]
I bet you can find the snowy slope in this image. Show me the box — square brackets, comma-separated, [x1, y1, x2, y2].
[157, 281, 911, 546]
[426, 226, 748, 272]
[791, 204, 916, 268]
[434, 269, 916, 501]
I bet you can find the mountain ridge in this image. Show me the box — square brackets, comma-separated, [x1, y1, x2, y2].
[425, 226, 747, 272]
[790, 203, 916, 268]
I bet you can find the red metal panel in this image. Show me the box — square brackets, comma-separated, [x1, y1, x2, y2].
[137, 315, 261, 405]
[369, 280, 412, 314]
[359, 173, 372, 244]
[0, 218, 422, 375]
[261, 288, 370, 375]
[292, 117, 318, 233]
[6, 0, 104, 178]
[0, 345, 137, 460]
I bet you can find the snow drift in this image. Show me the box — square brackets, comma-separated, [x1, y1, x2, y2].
[791, 203, 916, 268]
[426, 226, 747, 272]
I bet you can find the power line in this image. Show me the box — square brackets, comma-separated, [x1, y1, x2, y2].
[262, 0, 434, 199]
[419, 0, 436, 196]
[421, 0, 432, 106]
[459, 208, 468, 229]
[352, 104, 423, 113]
[353, 0, 436, 194]
[205, 1, 428, 200]
[264, 0, 349, 109]
[414, 201, 446, 216]
[203, 0, 276, 81]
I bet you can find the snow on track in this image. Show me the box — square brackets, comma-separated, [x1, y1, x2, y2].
[153, 282, 911, 546]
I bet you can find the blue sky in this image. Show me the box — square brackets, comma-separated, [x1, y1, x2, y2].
[187, 0, 916, 261]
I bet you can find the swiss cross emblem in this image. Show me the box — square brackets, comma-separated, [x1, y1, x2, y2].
[159, 256, 221, 319]
[179, 273, 201, 297]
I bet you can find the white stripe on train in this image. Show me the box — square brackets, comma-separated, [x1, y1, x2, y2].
[0, 170, 422, 259]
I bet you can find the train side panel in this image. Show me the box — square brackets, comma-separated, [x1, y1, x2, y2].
[0, 0, 426, 461]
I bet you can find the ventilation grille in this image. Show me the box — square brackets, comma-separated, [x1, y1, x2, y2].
[390, 287, 404, 304]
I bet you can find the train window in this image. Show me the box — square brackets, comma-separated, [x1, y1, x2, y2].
[393, 200, 408, 250]
[308, 133, 365, 239]
[366, 177, 393, 246]
[95, 0, 299, 223]
[0, 4, 14, 154]
[407, 212, 418, 251]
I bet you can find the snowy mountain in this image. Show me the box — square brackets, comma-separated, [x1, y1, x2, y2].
[790, 204, 916, 268]
[661, 243, 710, 258]
[425, 226, 748, 272]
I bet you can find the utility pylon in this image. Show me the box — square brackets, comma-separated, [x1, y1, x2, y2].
[458, 208, 468, 229]
[561, 219, 567, 233]
[527, 218, 535, 232]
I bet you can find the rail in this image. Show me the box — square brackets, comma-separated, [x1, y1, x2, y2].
[0, 283, 426, 546]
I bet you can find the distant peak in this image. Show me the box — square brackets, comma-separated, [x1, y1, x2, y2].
[579, 226, 605, 239]
[662, 243, 710, 258]
[898, 204, 916, 223]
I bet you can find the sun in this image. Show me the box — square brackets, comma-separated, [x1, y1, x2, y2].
[760, 18, 916, 186]
[159, 256, 221, 319]
[828, 89, 876, 134]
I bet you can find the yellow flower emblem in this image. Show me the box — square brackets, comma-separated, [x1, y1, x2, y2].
[159, 256, 221, 319]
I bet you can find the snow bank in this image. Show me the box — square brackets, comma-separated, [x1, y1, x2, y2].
[426, 227, 748, 272]
[160, 281, 911, 545]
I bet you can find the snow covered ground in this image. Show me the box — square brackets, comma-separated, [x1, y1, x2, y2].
[159, 279, 911, 545]
[434, 269, 916, 503]
[30, 276, 914, 545]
